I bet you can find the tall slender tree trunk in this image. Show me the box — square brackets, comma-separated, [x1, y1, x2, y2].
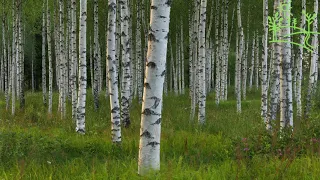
[107, 0, 121, 143]
[138, 0, 171, 175]
[297, 0, 306, 120]
[280, 0, 293, 129]
[249, 32, 255, 90]
[47, 0, 53, 115]
[42, 0, 47, 106]
[120, 0, 132, 127]
[305, 0, 318, 118]
[93, 0, 100, 111]
[76, 0, 87, 134]
[198, 0, 207, 124]
[261, 0, 269, 126]
[71, 0, 77, 120]
[236, 0, 243, 113]
[268, 0, 281, 125]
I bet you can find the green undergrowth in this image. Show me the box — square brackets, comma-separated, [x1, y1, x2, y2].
[0, 89, 320, 179]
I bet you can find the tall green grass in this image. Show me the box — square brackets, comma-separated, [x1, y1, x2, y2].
[0, 89, 320, 179]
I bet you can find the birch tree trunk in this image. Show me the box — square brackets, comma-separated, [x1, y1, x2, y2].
[18, 4, 24, 110]
[120, 0, 132, 127]
[2, 15, 8, 112]
[255, 33, 259, 91]
[138, 0, 171, 175]
[280, 0, 293, 129]
[76, 0, 87, 134]
[268, 0, 281, 128]
[71, 0, 77, 120]
[249, 32, 255, 90]
[198, 0, 207, 124]
[215, 0, 220, 105]
[107, 0, 121, 143]
[261, 0, 269, 125]
[59, 0, 66, 118]
[42, 0, 47, 106]
[296, 0, 305, 120]
[11, 0, 17, 116]
[93, 0, 100, 111]
[305, 0, 318, 118]
[236, 0, 243, 113]
[47, 0, 53, 115]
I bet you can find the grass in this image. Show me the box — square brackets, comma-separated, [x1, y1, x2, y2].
[0, 89, 320, 179]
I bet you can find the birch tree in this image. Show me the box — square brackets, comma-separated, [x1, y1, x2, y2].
[268, 0, 281, 128]
[42, 0, 47, 106]
[93, 0, 100, 111]
[47, 0, 53, 114]
[296, 0, 306, 120]
[197, 0, 207, 124]
[76, 0, 87, 134]
[261, 0, 268, 125]
[107, 0, 121, 143]
[236, 0, 243, 113]
[71, 0, 77, 120]
[138, 0, 171, 175]
[120, 0, 132, 127]
[280, 0, 293, 129]
[305, 0, 318, 118]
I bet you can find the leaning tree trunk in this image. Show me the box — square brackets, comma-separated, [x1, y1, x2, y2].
[138, 0, 171, 175]
[107, 0, 121, 143]
[280, 0, 293, 129]
[261, 0, 269, 127]
[120, 0, 132, 128]
[76, 0, 87, 134]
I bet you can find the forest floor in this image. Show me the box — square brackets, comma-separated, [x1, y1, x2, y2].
[0, 89, 320, 179]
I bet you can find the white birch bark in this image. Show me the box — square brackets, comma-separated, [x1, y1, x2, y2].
[215, 0, 220, 105]
[198, 0, 207, 124]
[93, 0, 100, 111]
[255, 33, 259, 91]
[18, 4, 24, 109]
[71, 0, 77, 120]
[249, 32, 255, 90]
[120, 0, 132, 127]
[181, 20, 185, 95]
[261, 0, 269, 125]
[107, 0, 121, 142]
[305, 0, 318, 118]
[42, 0, 47, 106]
[268, 0, 281, 128]
[76, 0, 87, 134]
[280, 0, 293, 129]
[11, 0, 16, 116]
[138, 0, 171, 174]
[47, 0, 53, 115]
[236, 0, 243, 113]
